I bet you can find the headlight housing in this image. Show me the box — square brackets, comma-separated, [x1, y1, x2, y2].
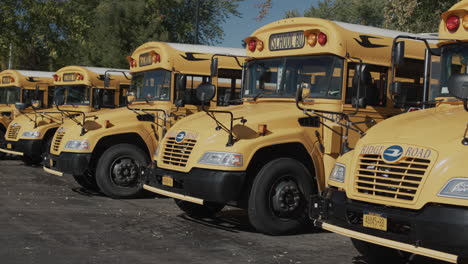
[198, 151, 243, 167]
[64, 140, 90, 150]
[329, 163, 346, 183]
[22, 131, 41, 138]
[439, 178, 468, 199]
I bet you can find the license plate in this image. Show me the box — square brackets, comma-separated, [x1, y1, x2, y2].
[363, 211, 387, 231]
[162, 176, 173, 187]
[6, 143, 12, 149]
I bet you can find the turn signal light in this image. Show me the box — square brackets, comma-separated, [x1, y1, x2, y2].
[256, 40, 264, 51]
[9, 77, 15, 83]
[53, 74, 59, 82]
[463, 14, 468, 29]
[446, 15, 460, 31]
[318, 32, 327, 45]
[151, 51, 161, 63]
[76, 73, 84, 81]
[127, 57, 137, 68]
[248, 39, 257, 52]
[258, 124, 268, 136]
[307, 33, 317, 46]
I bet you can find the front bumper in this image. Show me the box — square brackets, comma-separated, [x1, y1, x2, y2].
[43, 152, 92, 176]
[143, 164, 246, 204]
[0, 139, 42, 157]
[310, 188, 468, 263]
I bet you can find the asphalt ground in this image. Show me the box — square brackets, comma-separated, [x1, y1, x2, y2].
[0, 160, 448, 264]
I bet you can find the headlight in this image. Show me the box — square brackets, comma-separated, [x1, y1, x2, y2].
[198, 151, 243, 167]
[64, 140, 90, 150]
[22, 131, 41, 138]
[330, 163, 346, 183]
[439, 178, 468, 199]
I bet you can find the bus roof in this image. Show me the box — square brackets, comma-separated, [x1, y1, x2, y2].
[166, 43, 245, 57]
[334, 21, 438, 43]
[14, 70, 55, 78]
[77, 67, 130, 76]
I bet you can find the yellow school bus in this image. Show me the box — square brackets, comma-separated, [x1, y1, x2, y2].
[142, 18, 434, 235]
[309, 1, 468, 263]
[42, 42, 245, 199]
[0, 70, 54, 158]
[0, 66, 129, 164]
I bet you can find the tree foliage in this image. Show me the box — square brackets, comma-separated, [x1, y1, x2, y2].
[0, 0, 242, 70]
[288, 0, 459, 33]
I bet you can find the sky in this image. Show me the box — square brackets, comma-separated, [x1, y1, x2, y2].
[220, 0, 318, 48]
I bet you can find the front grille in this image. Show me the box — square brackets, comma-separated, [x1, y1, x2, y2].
[7, 126, 21, 140]
[52, 132, 65, 152]
[354, 154, 430, 202]
[161, 137, 196, 167]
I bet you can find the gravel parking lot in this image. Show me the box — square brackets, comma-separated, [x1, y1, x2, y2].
[0, 160, 445, 264]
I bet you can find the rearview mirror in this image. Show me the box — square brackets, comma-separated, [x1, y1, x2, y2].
[390, 82, 403, 96]
[210, 58, 219, 77]
[176, 75, 186, 91]
[296, 82, 311, 103]
[448, 74, 468, 99]
[195, 83, 216, 104]
[127, 91, 136, 104]
[352, 64, 372, 109]
[392, 41, 405, 67]
[175, 99, 185, 107]
[15, 102, 27, 111]
[31, 100, 42, 109]
[104, 73, 110, 88]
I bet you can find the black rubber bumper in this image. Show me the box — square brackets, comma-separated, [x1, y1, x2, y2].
[144, 164, 246, 204]
[311, 188, 468, 258]
[2, 139, 42, 158]
[44, 152, 92, 176]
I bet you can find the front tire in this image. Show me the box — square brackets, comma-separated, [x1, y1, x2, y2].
[351, 238, 406, 264]
[248, 158, 315, 235]
[72, 171, 100, 192]
[175, 199, 225, 218]
[95, 144, 150, 199]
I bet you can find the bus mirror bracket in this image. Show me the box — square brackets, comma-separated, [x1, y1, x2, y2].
[392, 41, 405, 67]
[175, 99, 185, 107]
[295, 82, 311, 103]
[176, 75, 186, 91]
[211, 58, 219, 77]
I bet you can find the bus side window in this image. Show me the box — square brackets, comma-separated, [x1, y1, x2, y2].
[393, 58, 425, 108]
[217, 68, 242, 106]
[100, 89, 116, 108]
[345, 63, 388, 107]
[175, 74, 211, 106]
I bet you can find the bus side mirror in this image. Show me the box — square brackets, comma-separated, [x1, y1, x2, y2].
[211, 58, 218, 77]
[93, 90, 101, 109]
[392, 41, 405, 67]
[448, 74, 468, 99]
[175, 99, 185, 107]
[126, 91, 136, 104]
[352, 64, 371, 108]
[15, 102, 27, 111]
[296, 82, 311, 103]
[176, 75, 186, 91]
[196, 83, 216, 104]
[55, 93, 65, 106]
[104, 73, 110, 88]
[31, 100, 42, 109]
[391, 82, 403, 96]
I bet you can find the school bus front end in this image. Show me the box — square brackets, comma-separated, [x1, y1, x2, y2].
[310, 2, 468, 263]
[143, 18, 431, 235]
[0, 70, 54, 160]
[43, 42, 245, 199]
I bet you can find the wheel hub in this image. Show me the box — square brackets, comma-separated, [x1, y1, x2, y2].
[271, 180, 302, 216]
[111, 158, 140, 187]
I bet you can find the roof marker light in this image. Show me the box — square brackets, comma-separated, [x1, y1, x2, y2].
[318, 32, 327, 46]
[248, 39, 257, 52]
[446, 15, 460, 31]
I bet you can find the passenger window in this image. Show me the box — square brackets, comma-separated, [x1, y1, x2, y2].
[346, 63, 388, 107]
[394, 58, 425, 108]
[100, 89, 115, 108]
[175, 74, 211, 106]
[217, 68, 242, 106]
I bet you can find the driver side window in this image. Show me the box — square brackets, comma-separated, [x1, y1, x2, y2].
[345, 63, 388, 107]
[175, 74, 211, 106]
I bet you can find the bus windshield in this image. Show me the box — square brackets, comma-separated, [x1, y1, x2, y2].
[0, 86, 20, 104]
[131, 70, 171, 101]
[437, 43, 468, 98]
[54, 85, 90, 106]
[244, 55, 344, 99]
[22, 89, 44, 106]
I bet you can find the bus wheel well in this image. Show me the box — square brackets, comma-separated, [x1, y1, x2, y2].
[90, 133, 150, 171]
[43, 128, 57, 141]
[238, 142, 316, 208]
[0, 124, 6, 133]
